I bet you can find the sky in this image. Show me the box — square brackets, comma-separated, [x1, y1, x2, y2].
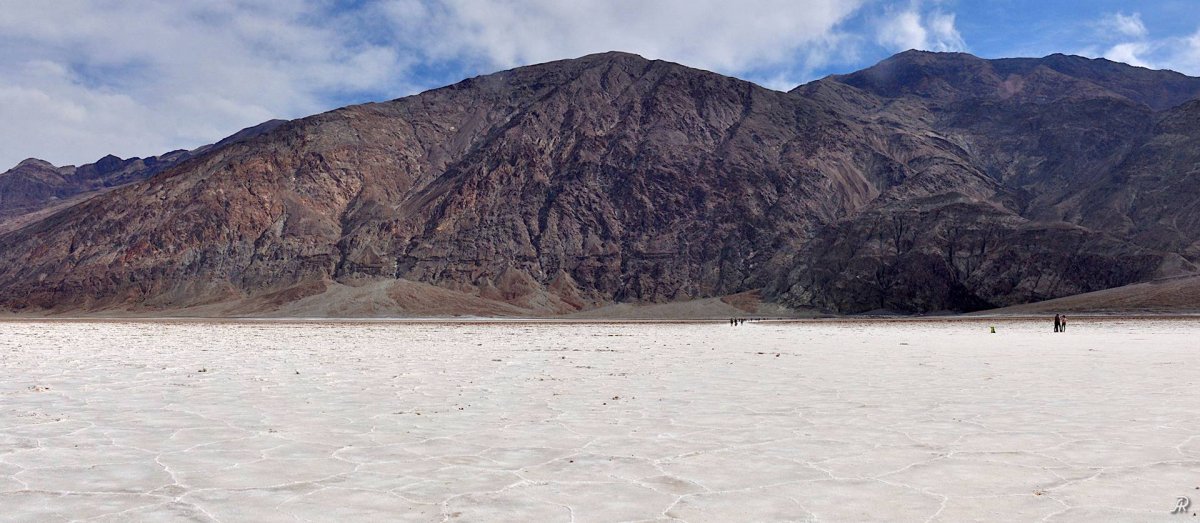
[1, 0, 1198, 169]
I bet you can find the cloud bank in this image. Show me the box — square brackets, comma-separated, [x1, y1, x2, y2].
[0, 1, 410, 168]
[0, 0, 887, 168]
[5, 1, 1196, 171]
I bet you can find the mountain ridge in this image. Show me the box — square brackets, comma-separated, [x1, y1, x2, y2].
[2, 50, 1198, 316]
[0, 119, 290, 234]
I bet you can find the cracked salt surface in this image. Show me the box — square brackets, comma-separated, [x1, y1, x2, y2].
[1, 318, 1198, 522]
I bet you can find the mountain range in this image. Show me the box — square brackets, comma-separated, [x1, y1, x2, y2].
[3, 50, 1199, 317]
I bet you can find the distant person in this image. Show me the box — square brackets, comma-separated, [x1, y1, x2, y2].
[1053, 314, 1061, 333]
[1060, 315, 1067, 332]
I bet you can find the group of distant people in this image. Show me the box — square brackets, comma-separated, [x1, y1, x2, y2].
[1053, 314, 1068, 332]
[729, 318, 746, 326]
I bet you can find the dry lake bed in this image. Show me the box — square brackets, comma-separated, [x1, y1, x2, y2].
[1, 318, 1198, 522]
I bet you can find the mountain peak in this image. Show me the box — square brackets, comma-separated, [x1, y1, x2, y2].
[831, 50, 1200, 110]
[210, 119, 290, 149]
[12, 158, 56, 171]
[577, 50, 649, 61]
[92, 154, 127, 175]
[890, 49, 980, 61]
[500, 50, 652, 73]
[514, 50, 656, 75]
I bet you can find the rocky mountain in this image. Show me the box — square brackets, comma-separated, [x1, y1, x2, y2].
[772, 51, 1200, 312]
[1, 154, 181, 230]
[0, 51, 1198, 316]
[0, 119, 287, 233]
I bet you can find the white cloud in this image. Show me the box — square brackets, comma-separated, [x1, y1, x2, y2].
[0, 0, 877, 169]
[378, 0, 867, 88]
[926, 12, 967, 51]
[1094, 10, 1200, 75]
[1126, 30, 1200, 76]
[877, 9, 927, 51]
[13, 1, 1200, 174]
[3, 0, 997, 171]
[1100, 12, 1148, 39]
[0, 1, 410, 169]
[1179, 30, 1200, 75]
[875, 3, 967, 53]
[1103, 42, 1154, 69]
[1087, 12, 1200, 76]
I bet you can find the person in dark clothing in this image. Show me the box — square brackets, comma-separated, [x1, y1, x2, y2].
[1053, 314, 1061, 333]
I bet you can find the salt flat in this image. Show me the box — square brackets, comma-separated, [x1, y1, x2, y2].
[1, 318, 1198, 522]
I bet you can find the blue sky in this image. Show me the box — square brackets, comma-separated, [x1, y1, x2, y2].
[0, 0, 1197, 169]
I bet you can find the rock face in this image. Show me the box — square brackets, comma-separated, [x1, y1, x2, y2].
[0, 51, 1198, 315]
[771, 51, 1200, 312]
[0, 119, 287, 232]
[0, 155, 175, 223]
